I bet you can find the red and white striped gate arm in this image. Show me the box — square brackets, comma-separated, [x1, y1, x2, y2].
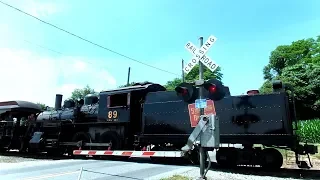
[73, 150, 185, 157]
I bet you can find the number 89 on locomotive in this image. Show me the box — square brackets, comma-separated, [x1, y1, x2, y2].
[107, 110, 118, 121]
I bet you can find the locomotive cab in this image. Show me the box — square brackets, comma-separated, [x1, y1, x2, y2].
[96, 83, 166, 149]
[98, 83, 165, 122]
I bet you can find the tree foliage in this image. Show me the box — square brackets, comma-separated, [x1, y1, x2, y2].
[185, 65, 223, 82]
[164, 78, 183, 91]
[118, 81, 155, 88]
[164, 65, 223, 91]
[36, 102, 47, 110]
[260, 35, 320, 119]
[117, 65, 223, 91]
[71, 85, 96, 100]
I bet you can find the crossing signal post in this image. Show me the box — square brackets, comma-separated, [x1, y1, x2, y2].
[177, 78, 225, 180]
[180, 35, 222, 180]
[176, 78, 226, 180]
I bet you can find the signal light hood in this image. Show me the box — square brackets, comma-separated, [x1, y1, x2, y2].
[247, 90, 259, 95]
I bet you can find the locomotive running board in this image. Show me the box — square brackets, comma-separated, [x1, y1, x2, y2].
[73, 150, 185, 158]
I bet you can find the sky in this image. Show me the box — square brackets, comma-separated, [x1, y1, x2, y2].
[0, 0, 320, 107]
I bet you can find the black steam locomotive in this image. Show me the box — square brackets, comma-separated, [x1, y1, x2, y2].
[0, 79, 318, 169]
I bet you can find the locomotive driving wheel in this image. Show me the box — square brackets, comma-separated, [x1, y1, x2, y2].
[100, 131, 122, 150]
[70, 132, 92, 158]
[100, 131, 128, 161]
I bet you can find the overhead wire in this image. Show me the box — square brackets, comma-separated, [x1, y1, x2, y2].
[23, 40, 64, 55]
[0, 0, 180, 76]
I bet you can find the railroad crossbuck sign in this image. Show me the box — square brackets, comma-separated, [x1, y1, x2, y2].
[183, 35, 219, 74]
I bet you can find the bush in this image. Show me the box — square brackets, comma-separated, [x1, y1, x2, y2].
[296, 119, 320, 144]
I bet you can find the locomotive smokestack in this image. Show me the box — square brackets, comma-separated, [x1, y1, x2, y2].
[55, 94, 63, 110]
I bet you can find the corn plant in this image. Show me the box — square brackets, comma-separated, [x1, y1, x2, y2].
[295, 119, 320, 144]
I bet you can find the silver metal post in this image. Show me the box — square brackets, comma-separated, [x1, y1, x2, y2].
[199, 37, 204, 113]
[198, 37, 207, 179]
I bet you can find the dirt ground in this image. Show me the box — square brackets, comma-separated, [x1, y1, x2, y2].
[282, 150, 320, 170]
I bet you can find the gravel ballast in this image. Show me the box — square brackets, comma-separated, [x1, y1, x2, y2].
[148, 166, 319, 180]
[0, 155, 39, 163]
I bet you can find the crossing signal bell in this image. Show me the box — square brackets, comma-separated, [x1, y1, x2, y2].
[203, 79, 226, 101]
[175, 82, 196, 103]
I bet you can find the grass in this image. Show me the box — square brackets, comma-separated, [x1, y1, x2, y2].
[160, 175, 191, 180]
[295, 119, 320, 144]
[274, 119, 320, 159]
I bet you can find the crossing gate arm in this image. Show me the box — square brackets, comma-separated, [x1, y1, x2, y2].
[73, 150, 185, 158]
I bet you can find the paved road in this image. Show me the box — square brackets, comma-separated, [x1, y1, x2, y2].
[0, 145, 244, 180]
[0, 150, 310, 180]
[0, 158, 202, 180]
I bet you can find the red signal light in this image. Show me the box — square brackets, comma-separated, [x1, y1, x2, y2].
[176, 87, 188, 95]
[174, 82, 195, 102]
[203, 78, 226, 101]
[181, 88, 188, 95]
[208, 84, 217, 93]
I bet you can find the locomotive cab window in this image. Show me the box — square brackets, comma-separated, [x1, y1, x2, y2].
[108, 93, 130, 108]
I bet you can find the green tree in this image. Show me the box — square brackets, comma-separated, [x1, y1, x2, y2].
[263, 37, 320, 81]
[71, 85, 96, 100]
[118, 82, 137, 88]
[279, 63, 320, 119]
[260, 35, 320, 119]
[36, 102, 47, 110]
[117, 65, 223, 91]
[118, 81, 155, 88]
[163, 65, 223, 91]
[185, 65, 223, 82]
[164, 78, 183, 91]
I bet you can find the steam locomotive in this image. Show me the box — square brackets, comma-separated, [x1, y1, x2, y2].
[0, 79, 318, 169]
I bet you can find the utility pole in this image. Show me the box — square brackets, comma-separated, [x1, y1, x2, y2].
[127, 67, 131, 86]
[182, 59, 185, 82]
